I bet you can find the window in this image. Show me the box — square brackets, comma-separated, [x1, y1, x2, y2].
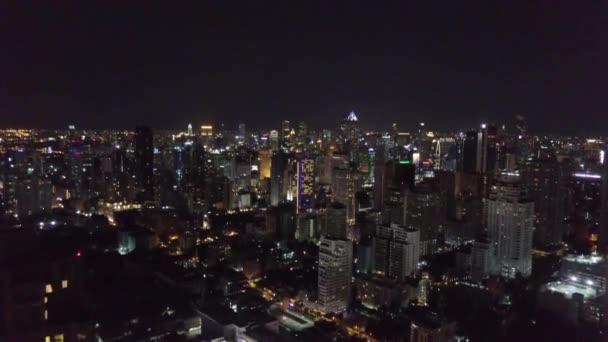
[45, 284, 53, 294]
[44, 296, 48, 304]
[61, 280, 68, 289]
[45, 337, 51, 342]
[44, 310, 48, 320]
[53, 334, 64, 342]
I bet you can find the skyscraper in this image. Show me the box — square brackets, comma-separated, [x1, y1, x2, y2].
[332, 166, 355, 227]
[340, 111, 361, 163]
[485, 174, 534, 278]
[297, 158, 315, 211]
[258, 148, 272, 180]
[135, 126, 154, 203]
[463, 130, 480, 174]
[270, 152, 287, 206]
[372, 223, 420, 280]
[599, 144, 608, 253]
[317, 237, 353, 313]
[281, 120, 290, 141]
[325, 202, 347, 239]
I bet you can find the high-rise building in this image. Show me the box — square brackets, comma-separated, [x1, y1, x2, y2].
[270, 152, 287, 206]
[281, 121, 290, 141]
[471, 236, 495, 281]
[258, 148, 272, 180]
[463, 130, 481, 174]
[525, 157, 569, 246]
[269, 130, 279, 152]
[599, 144, 608, 253]
[135, 126, 154, 203]
[480, 124, 498, 174]
[297, 158, 315, 211]
[372, 223, 420, 280]
[332, 166, 355, 227]
[485, 174, 534, 278]
[340, 111, 362, 163]
[0, 230, 93, 341]
[325, 202, 347, 239]
[407, 184, 444, 256]
[317, 237, 353, 313]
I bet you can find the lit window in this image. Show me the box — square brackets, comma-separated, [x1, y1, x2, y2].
[45, 337, 51, 342]
[61, 280, 68, 289]
[53, 334, 64, 342]
[45, 284, 53, 294]
[44, 309, 48, 320]
[44, 296, 48, 304]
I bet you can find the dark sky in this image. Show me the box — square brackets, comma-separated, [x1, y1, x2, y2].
[1, 1, 607, 133]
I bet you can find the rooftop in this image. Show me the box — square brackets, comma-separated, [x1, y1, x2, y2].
[543, 280, 597, 299]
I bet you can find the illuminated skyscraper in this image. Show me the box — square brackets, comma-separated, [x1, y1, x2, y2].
[258, 148, 272, 179]
[297, 158, 315, 210]
[200, 125, 213, 137]
[187, 123, 193, 136]
[340, 111, 362, 163]
[317, 236, 353, 313]
[269, 130, 279, 152]
[135, 126, 154, 203]
[485, 174, 534, 278]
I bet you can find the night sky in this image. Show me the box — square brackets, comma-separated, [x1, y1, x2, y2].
[1, 1, 607, 133]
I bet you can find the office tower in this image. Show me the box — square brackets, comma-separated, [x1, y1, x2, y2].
[340, 111, 362, 163]
[417, 273, 431, 306]
[297, 158, 315, 211]
[471, 236, 495, 281]
[281, 120, 290, 141]
[407, 184, 443, 256]
[258, 148, 272, 179]
[367, 147, 376, 184]
[600, 144, 608, 253]
[135, 126, 154, 203]
[372, 223, 420, 280]
[109, 147, 130, 202]
[182, 142, 207, 213]
[187, 123, 193, 136]
[270, 152, 287, 206]
[485, 174, 534, 278]
[525, 157, 569, 246]
[317, 237, 353, 313]
[383, 187, 407, 226]
[331, 166, 355, 227]
[373, 151, 387, 210]
[296, 212, 320, 242]
[297, 122, 308, 146]
[462, 126, 496, 175]
[463, 130, 480, 174]
[238, 123, 246, 139]
[480, 124, 498, 174]
[269, 130, 279, 152]
[386, 160, 415, 191]
[325, 202, 347, 239]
